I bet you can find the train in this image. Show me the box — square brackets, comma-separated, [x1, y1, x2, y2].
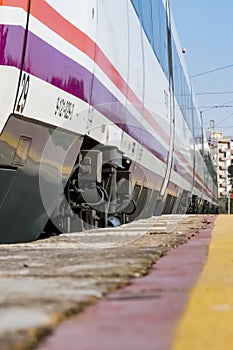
[0, 0, 218, 243]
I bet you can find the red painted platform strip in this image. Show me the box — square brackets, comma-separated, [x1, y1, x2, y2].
[37, 218, 215, 350]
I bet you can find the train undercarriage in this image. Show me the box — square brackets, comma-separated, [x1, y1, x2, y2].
[44, 136, 137, 235]
[44, 134, 217, 237]
[0, 114, 217, 243]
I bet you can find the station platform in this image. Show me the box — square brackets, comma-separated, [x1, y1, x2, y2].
[35, 215, 233, 350]
[1, 215, 233, 350]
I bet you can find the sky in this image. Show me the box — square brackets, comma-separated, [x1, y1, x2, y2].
[170, 0, 233, 137]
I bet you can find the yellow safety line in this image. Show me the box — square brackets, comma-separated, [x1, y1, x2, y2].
[172, 215, 233, 350]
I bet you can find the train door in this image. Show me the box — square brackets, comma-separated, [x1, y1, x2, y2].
[125, 0, 147, 207]
[159, 1, 175, 200]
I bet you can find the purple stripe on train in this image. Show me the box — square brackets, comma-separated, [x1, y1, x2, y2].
[0, 24, 199, 188]
[0, 24, 169, 164]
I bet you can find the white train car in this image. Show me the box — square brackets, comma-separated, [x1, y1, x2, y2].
[0, 0, 217, 243]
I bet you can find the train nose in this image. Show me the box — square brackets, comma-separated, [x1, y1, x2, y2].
[0, 114, 82, 244]
[0, 166, 46, 243]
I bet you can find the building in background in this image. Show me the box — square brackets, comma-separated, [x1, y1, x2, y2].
[208, 123, 233, 198]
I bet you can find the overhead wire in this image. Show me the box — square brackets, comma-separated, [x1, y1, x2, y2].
[196, 91, 233, 96]
[200, 99, 233, 113]
[215, 111, 233, 127]
[191, 64, 233, 133]
[191, 63, 233, 78]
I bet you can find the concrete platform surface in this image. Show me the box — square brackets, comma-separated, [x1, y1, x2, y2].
[172, 215, 233, 350]
[36, 215, 233, 350]
[0, 215, 211, 350]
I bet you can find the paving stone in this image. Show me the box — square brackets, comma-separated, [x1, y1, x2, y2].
[0, 215, 212, 349]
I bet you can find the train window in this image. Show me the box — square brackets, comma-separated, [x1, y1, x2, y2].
[141, 0, 153, 46]
[193, 109, 203, 145]
[130, 0, 169, 79]
[151, 0, 169, 79]
[130, 0, 141, 19]
[131, 0, 196, 137]
[172, 37, 194, 133]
